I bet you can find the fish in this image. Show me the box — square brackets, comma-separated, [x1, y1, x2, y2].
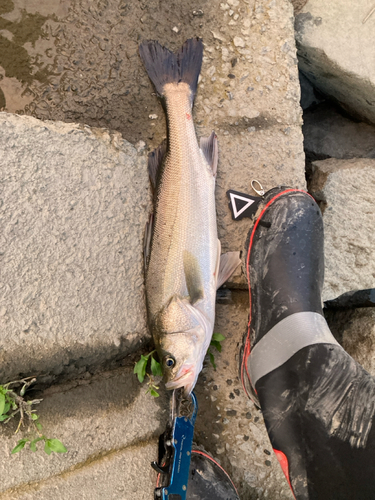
[139, 38, 241, 396]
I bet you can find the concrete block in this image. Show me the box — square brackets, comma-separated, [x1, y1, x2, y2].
[0, 367, 167, 497]
[303, 104, 375, 160]
[309, 158, 375, 300]
[295, 0, 375, 124]
[2, 442, 158, 500]
[0, 112, 151, 383]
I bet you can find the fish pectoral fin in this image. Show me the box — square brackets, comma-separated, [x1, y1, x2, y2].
[200, 131, 218, 176]
[148, 141, 167, 191]
[216, 251, 242, 289]
[143, 213, 154, 271]
[183, 250, 204, 304]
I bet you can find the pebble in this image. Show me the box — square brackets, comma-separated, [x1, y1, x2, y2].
[226, 409, 237, 416]
[135, 140, 146, 152]
[233, 36, 246, 48]
[148, 114, 158, 120]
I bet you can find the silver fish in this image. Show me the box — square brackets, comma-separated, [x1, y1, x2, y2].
[140, 39, 240, 395]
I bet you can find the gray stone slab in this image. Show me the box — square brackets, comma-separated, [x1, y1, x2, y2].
[0, 366, 167, 496]
[2, 442, 158, 500]
[0, 112, 151, 383]
[295, 0, 375, 124]
[309, 158, 375, 301]
[303, 104, 375, 159]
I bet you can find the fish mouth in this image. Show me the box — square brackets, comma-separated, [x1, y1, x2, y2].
[165, 367, 196, 395]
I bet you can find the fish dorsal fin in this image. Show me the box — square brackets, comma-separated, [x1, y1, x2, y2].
[217, 251, 242, 289]
[148, 141, 167, 191]
[183, 250, 204, 304]
[143, 213, 154, 272]
[200, 131, 218, 176]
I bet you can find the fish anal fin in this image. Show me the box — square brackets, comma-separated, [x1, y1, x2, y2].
[183, 250, 204, 304]
[143, 213, 154, 272]
[200, 131, 218, 176]
[217, 251, 242, 289]
[148, 141, 167, 191]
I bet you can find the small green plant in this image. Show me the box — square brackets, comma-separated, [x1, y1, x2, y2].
[207, 333, 226, 370]
[0, 377, 67, 455]
[134, 350, 163, 397]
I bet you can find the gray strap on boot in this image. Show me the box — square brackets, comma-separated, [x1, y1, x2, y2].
[249, 311, 341, 388]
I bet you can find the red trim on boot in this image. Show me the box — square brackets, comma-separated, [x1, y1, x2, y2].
[273, 449, 296, 500]
[240, 189, 313, 399]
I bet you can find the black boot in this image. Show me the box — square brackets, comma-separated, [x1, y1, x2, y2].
[187, 449, 239, 500]
[240, 188, 375, 500]
[240, 187, 326, 404]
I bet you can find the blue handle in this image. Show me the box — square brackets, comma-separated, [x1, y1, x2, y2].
[161, 392, 198, 500]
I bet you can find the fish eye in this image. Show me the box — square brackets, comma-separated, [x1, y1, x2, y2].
[165, 356, 175, 368]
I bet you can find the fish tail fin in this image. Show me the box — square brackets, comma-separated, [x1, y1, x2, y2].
[139, 38, 203, 102]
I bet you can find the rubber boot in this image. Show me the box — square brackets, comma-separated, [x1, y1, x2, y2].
[240, 188, 375, 500]
[187, 449, 239, 500]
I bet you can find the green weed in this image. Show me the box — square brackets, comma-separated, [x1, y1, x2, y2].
[0, 378, 67, 455]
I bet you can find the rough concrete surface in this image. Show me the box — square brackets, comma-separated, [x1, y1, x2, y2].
[303, 103, 375, 159]
[3, 442, 159, 500]
[295, 0, 375, 124]
[194, 291, 294, 499]
[0, 366, 168, 498]
[0, 112, 151, 383]
[309, 158, 375, 301]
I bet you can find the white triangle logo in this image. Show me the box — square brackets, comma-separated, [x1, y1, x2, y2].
[229, 192, 255, 219]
